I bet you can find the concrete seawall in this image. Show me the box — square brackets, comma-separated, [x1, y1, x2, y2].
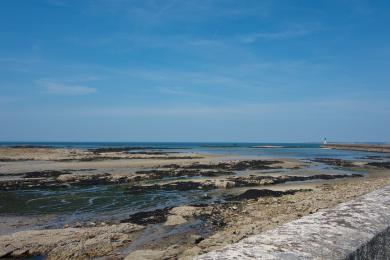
[321, 143, 390, 153]
[197, 186, 390, 259]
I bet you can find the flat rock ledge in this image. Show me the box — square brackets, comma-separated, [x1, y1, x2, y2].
[196, 185, 390, 260]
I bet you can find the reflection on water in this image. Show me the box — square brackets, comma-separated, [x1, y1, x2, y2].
[0, 165, 362, 226]
[0, 185, 219, 227]
[0, 142, 383, 226]
[0, 142, 386, 159]
[193, 146, 385, 160]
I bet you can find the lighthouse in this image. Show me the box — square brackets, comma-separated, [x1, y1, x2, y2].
[323, 137, 327, 145]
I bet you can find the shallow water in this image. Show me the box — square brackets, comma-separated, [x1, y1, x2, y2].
[1, 141, 385, 159]
[0, 185, 222, 227]
[0, 142, 382, 227]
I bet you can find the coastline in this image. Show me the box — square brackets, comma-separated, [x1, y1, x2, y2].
[321, 143, 390, 153]
[0, 146, 389, 259]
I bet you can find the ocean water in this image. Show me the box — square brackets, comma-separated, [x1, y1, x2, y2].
[0, 142, 385, 226]
[0, 142, 384, 160]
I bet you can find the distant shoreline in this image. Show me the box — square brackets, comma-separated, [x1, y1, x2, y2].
[321, 143, 390, 153]
[251, 145, 284, 148]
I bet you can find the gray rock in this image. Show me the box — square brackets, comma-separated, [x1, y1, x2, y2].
[197, 186, 390, 259]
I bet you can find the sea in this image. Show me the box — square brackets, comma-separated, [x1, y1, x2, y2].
[0, 142, 385, 159]
[0, 142, 386, 228]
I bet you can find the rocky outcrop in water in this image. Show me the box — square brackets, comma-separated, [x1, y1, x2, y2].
[0, 223, 144, 260]
[136, 169, 234, 179]
[0, 160, 286, 190]
[22, 170, 72, 178]
[228, 173, 362, 187]
[227, 189, 311, 201]
[367, 161, 390, 169]
[0, 147, 201, 162]
[122, 208, 172, 225]
[0, 173, 139, 190]
[312, 158, 357, 167]
[126, 174, 363, 193]
[162, 160, 282, 171]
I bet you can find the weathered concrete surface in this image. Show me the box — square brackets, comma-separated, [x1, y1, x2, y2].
[197, 186, 390, 260]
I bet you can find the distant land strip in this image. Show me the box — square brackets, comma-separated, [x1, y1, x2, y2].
[321, 144, 390, 153]
[251, 145, 284, 148]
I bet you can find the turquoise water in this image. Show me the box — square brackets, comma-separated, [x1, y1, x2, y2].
[0, 142, 385, 159]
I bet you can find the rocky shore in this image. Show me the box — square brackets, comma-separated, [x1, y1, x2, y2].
[125, 176, 390, 260]
[0, 146, 389, 259]
[0, 147, 202, 162]
[2, 176, 387, 260]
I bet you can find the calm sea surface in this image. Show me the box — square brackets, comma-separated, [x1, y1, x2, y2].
[0, 142, 384, 159]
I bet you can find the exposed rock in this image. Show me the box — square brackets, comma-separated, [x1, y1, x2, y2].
[0, 173, 139, 190]
[0, 147, 200, 162]
[125, 249, 165, 260]
[193, 236, 204, 244]
[3, 170, 353, 192]
[196, 186, 390, 260]
[359, 155, 390, 160]
[227, 189, 311, 201]
[162, 160, 282, 171]
[0, 147, 382, 260]
[135, 169, 234, 179]
[367, 161, 390, 169]
[126, 174, 362, 193]
[126, 181, 216, 193]
[23, 170, 71, 178]
[0, 178, 61, 190]
[0, 158, 35, 162]
[312, 158, 357, 167]
[164, 215, 188, 226]
[121, 208, 172, 225]
[0, 223, 144, 260]
[169, 206, 202, 218]
[163, 206, 208, 226]
[228, 173, 362, 187]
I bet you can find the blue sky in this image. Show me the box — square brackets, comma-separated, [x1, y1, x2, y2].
[0, 0, 389, 142]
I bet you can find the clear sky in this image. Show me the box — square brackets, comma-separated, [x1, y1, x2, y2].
[0, 0, 389, 142]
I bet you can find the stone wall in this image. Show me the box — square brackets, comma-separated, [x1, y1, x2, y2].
[197, 186, 390, 259]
